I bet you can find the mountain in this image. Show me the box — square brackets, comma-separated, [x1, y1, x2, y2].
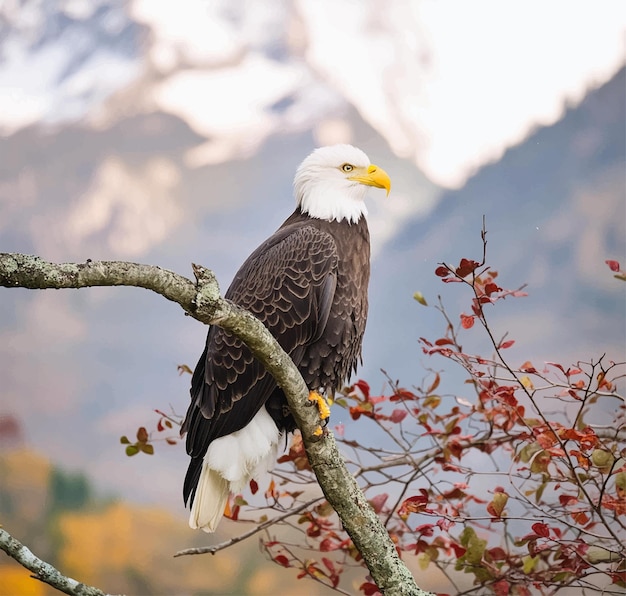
[365, 67, 625, 389]
[0, 448, 322, 595]
[0, 61, 623, 516]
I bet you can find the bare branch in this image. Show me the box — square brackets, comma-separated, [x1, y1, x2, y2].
[0, 527, 112, 596]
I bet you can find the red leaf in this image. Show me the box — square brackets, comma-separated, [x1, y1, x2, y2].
[249, 478, 258, 495]
[435, 265, 450, 277]
[369, 493, 389, 513]
[484, 282, 501, 296]
[360, 582, 381, 596]
[136, 426, 148, 443]
[559, 494, 578, 507]
[450, 543, 466, 558]
[442, 487, 466, 500]
[426, 372, 441, 394]
[456, 258, 480, 278]
[499, 340, 515, 349]
[494, 579, 510, 596]
[390, 409, 407, 423]
[398, 491, 429, 518]
[390, 388, 417, 402]
[606, 259, 620, 272]
[350, 405, 375, 420]
[489, 547, 507, 561]
[354, 379, 370, 399]
[320, 538, 337, 552]
[415, 523, 434, 537]
[460, 314, 475, 329]
[546, 362, 566, 375]
[322, 557, 335, 572]
[436, 517, 454, 531]
[531, 522, 550, 538]
[274, 555, 290, 567]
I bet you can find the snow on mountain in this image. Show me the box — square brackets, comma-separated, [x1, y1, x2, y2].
[299, 0, 626, 187]
[1, 0, 623, 187]
[0, 0, 141, 134]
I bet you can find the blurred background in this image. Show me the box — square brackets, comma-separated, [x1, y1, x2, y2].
[0, 1, 624, 594]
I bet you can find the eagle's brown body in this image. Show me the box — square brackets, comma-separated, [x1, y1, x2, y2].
[182, 206, 370, 509]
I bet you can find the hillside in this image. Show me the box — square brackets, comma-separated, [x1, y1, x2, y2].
[0, 448, 335, 595]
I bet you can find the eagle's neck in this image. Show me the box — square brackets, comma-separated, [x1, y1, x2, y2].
[296, 181, 368, 224]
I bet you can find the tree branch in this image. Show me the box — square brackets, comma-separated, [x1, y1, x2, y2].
[0, 527, 110, 596]
[174, 496, 324, 557]
[0, 253, 430, 596]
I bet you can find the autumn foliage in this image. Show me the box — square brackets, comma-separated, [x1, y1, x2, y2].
[132, 232, 625, 595]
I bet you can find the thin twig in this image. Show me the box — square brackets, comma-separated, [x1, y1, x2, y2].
[174, 496, 323, 556]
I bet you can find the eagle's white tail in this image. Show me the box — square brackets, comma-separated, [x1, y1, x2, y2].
[189, 465, 230, 532]
[189, 407, 281, 532]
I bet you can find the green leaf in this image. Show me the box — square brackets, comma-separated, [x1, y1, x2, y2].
[413, 291, 428, 306]
[120, 436, 130, 444]
[519, 441, 541, 463]
[591, 448, 614, 469]
[535, 479, 547, 503]
[459, 527, 486, 565]
[522, 555, 538, 574]
[487, 491, 508, 517]
[417, 552, 430, 570]
[177, 364, 193, 375]
[315, 501, 335, 517]
[465, 535, 487, 566]
[140, 443, 154, 455]
[530, 450, 550, 474]
[423, 395, 441, 409]
[125, 445, 139, 457]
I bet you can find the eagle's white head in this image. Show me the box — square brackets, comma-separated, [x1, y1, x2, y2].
[294, 144, 391, 223]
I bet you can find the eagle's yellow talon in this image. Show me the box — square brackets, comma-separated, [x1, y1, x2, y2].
[308, 391, 331, 422]
[313, 425, 324, 437]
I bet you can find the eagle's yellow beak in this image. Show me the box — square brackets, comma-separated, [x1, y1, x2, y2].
[349, 164, 391, 196]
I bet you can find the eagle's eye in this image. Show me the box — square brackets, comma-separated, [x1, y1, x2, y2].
[341, 163, 354, 172]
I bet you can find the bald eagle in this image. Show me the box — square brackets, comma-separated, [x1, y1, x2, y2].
[182, 145, 391, 532]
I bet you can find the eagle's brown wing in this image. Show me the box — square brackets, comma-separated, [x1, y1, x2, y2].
[182, 221, 338, 505]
